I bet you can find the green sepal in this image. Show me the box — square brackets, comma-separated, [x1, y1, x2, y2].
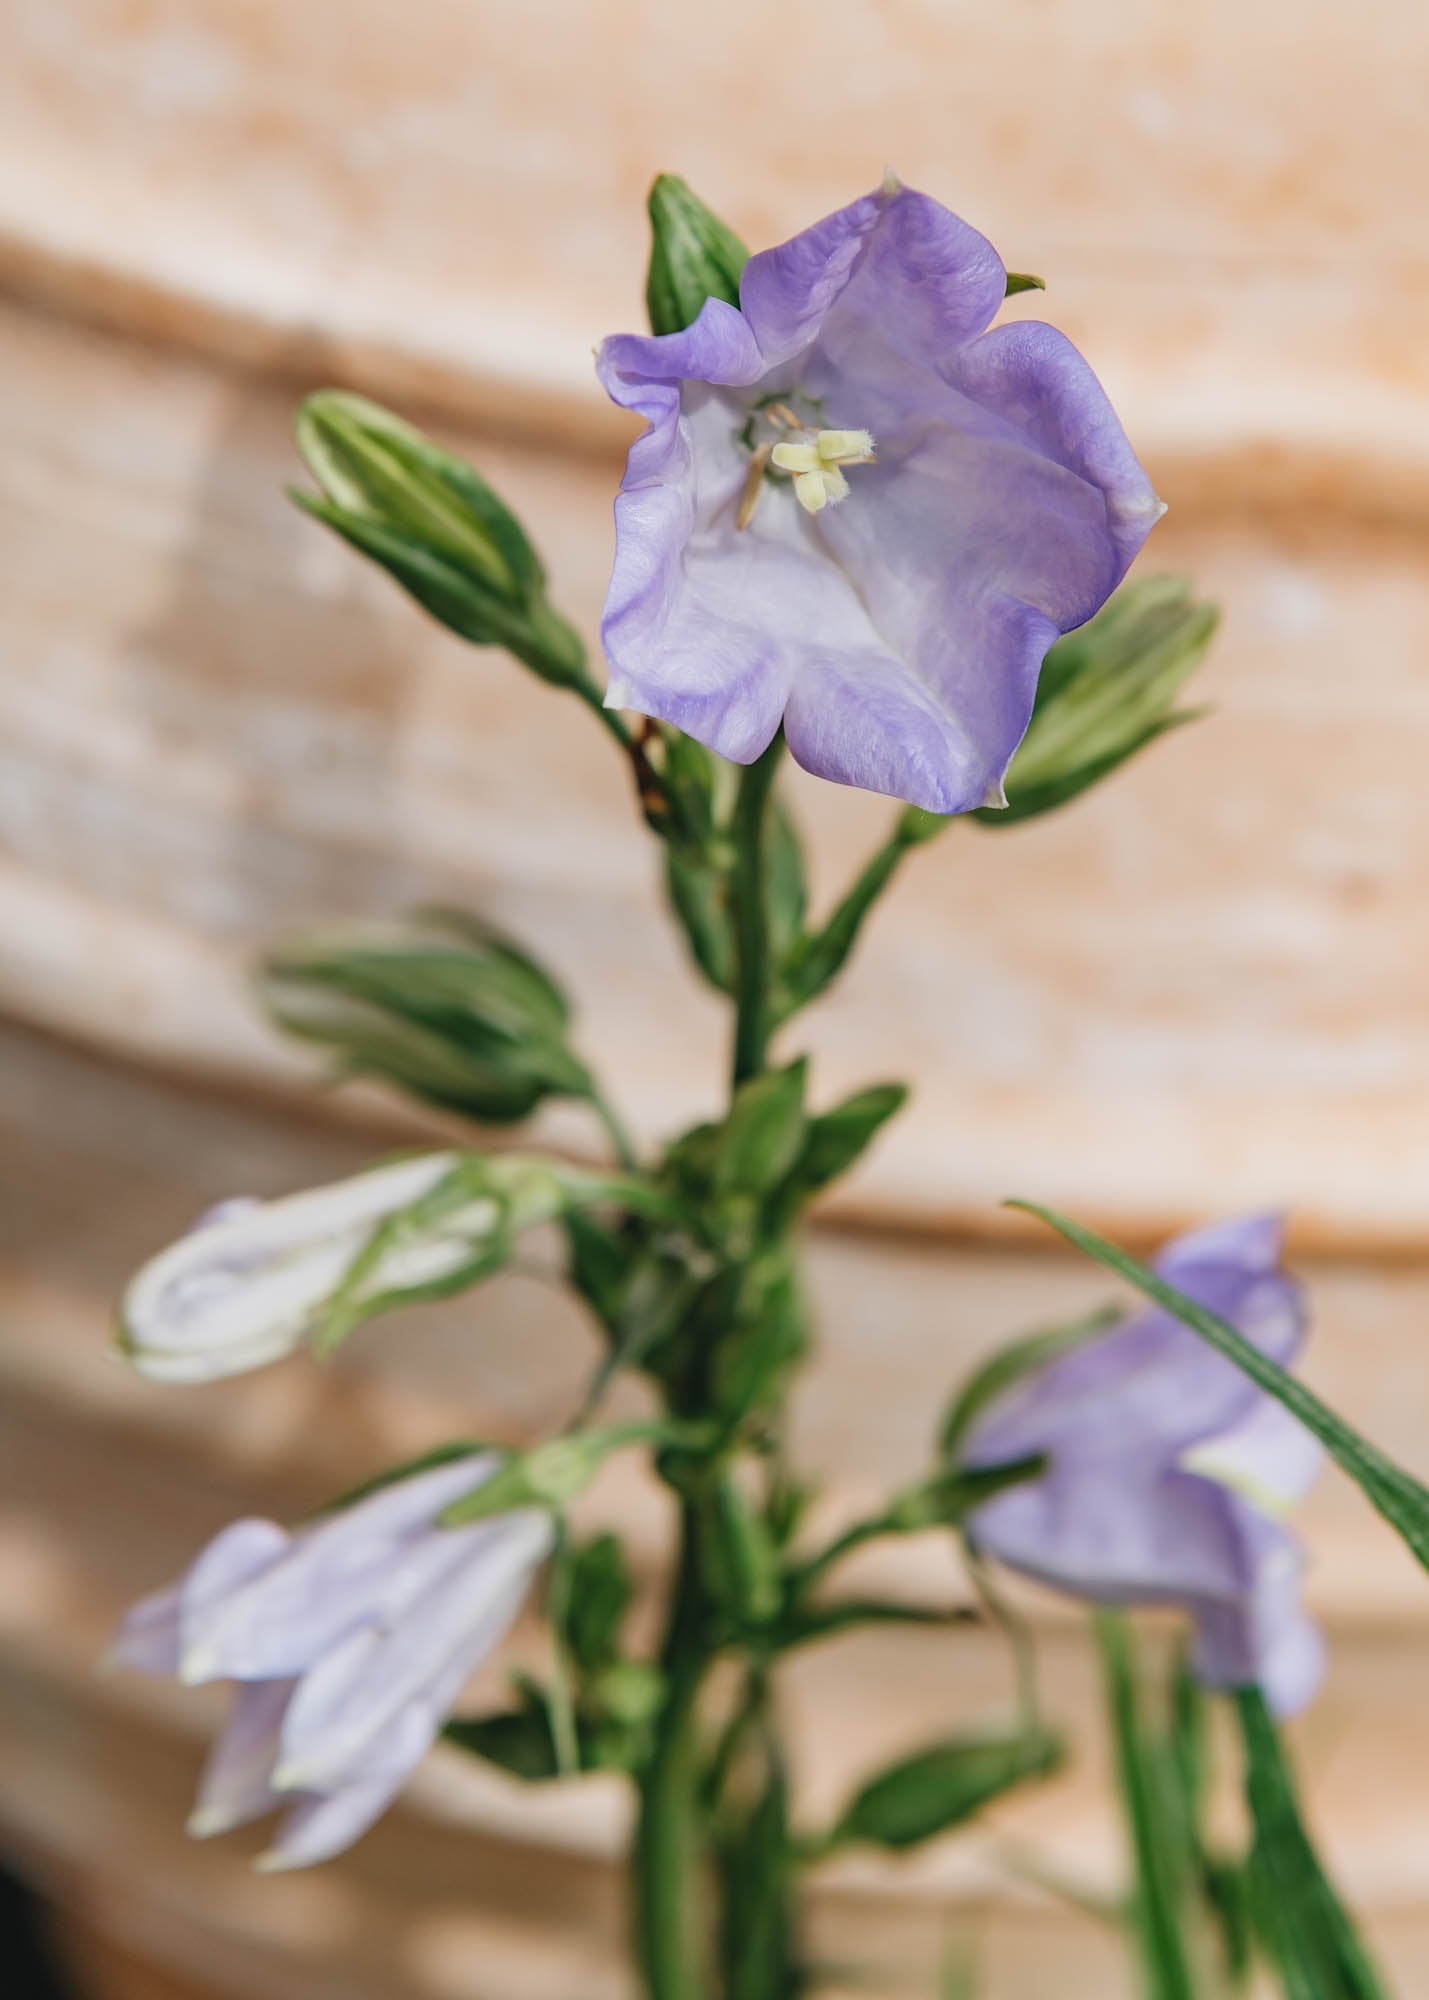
[939, 1304, 1121, 1462]
[891, 1454, 1047, 1533]
[314, 1439, 490, 1517]
[823, 1726, 1062, 1853]
[974, 578, 1217, 828]
[1015, 1200, 1429, 1575]
[1004, 271, 1046, 296]
[645, 173, 750, 335]
[1235, 1686, 1387, 1999]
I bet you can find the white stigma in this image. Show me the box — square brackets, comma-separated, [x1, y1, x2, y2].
[771, 428, 877, 515]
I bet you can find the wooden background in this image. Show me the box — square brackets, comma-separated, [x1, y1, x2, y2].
[3, 3, 1429, 1994]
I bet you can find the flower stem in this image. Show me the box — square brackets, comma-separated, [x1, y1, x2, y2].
[634, 1498, 714, 2000]
[730, 735, 786, 1086]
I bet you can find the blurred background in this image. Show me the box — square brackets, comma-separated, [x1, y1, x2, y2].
[4, 2, 1429, 1994]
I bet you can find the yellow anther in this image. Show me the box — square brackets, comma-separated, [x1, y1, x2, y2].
[770, 441, 821, 475]
[771, 424, 877, 515]
[793, 470, 830, 513]
[816, 428, 876, 465]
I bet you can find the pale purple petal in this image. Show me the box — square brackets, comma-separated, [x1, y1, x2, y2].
[188, 1678, 295, 1837]
[178, 1519, 291, 1680]
[739, 182, 1005, 374]
[970, 1463, 1248, 1609]
[948, 320, 1162, 577]
[1181, 1398, 1324, 1517]
[276, 1514, 548, 1790]
[966, 1221, 1306, 1469]
[1188, 1510, 1325, 1718]
[257, 1703, 434, 1872]
[181, 1455, 497, 1682]
[110, 1585, 182, 1674]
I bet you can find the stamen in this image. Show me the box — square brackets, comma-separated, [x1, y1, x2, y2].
[774, 425, 877, 515]
[735, 443, 772, 530]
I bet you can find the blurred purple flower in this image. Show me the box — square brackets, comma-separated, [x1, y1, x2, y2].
[963, 1216, 1325, 1716]
[597, 176, 1162, 813]
[111, 1454, 551, 1869]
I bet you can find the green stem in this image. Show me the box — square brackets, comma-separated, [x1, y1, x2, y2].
[730, 735, 786, 1086]
[1095, 1612, 1198, 2000]
[779, 804, 942, 1019]
[634, 1499, 714, 2000]
[588, 1083, 641, 1172]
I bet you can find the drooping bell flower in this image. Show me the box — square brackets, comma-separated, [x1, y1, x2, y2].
[962, 1217, 1325, 1716]
[110, 1454, 552, 1868]
[597, 176, 1163, 813]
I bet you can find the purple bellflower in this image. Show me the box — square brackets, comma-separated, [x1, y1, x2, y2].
[597, 176, 1163, 813]
[963, 1217, 1325, 1717]
[111, 1454, 552, 1869]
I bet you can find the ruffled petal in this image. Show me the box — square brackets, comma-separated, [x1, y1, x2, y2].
[739, 181, 1005, 375]
[1181, 1397, 1324, 1519]
[969, 1462, 1248, 1609]
[949, 318, 1163, 579]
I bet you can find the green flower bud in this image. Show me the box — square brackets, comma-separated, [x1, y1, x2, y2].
[293, 391, 585, 686]
[645, 173, 749, 336]
[257, 907, 595, 1125]
[976, 576, 1216, 827]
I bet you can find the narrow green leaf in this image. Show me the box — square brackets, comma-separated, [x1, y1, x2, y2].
[939, 1304, 1121, 1461]
[1235, 1687, 1387, 1999]
[715, 1058, 809, 1197]
[828, 1727, 1061, 1853]
[1095, 1612, 1199, 2000]
[784, 1082, 909, 1205]
[1013, 1201, 1429, 1574]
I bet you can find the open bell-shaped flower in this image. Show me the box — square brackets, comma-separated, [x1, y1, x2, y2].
[961, 1217, 1325, 1717]
[598, 176, 1163, 813]
[110, 1454, 553, 1869]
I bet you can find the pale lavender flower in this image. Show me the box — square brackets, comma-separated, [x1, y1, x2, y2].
[111, 1454, 552, 1868]
[117, 1151, 487, 1383]
[597, 176, 1162, 812]
[963, 1217, 1325, 1716]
